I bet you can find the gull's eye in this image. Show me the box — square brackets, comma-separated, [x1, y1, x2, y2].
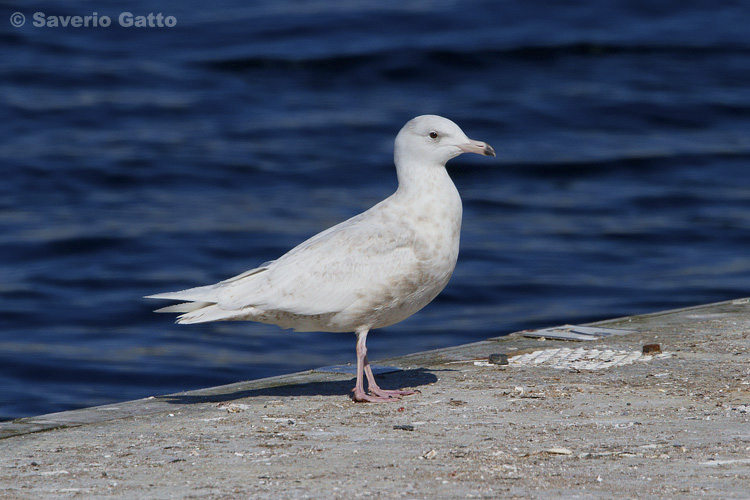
[429, 131, 439, 139]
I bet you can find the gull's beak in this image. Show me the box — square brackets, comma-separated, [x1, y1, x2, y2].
[458, 139, 496, 157]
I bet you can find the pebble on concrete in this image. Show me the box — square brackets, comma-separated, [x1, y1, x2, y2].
[488, 353, 509, 365]
[642, 343, 662, 354]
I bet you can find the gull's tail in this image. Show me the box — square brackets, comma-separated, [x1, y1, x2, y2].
[145, 282, 229, 324]
[146, 266, 268, 324]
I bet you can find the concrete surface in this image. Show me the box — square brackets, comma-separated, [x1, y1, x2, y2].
[1, 298, 749, 499]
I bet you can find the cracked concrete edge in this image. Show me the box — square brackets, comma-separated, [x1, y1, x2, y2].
[2, 296, 747, 440]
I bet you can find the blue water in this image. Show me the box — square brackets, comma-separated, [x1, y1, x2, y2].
[2, 0, 749, 420]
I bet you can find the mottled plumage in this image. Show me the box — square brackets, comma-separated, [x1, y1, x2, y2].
[146, 115, 495, 402]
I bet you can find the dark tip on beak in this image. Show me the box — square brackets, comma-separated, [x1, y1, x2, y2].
[458, 140, 497, 157]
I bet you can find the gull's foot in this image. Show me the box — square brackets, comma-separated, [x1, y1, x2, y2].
[351, 387, 419, 403]
[352, 387, 397, 403]
[370, 387, 418, 399]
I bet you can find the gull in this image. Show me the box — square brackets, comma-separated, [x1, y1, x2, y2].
[146, 115, 495, 402]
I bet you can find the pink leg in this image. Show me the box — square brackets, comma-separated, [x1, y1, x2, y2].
[352, 328, 417, 403]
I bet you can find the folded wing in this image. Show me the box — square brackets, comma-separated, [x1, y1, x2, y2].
[146, 202, 421, 324]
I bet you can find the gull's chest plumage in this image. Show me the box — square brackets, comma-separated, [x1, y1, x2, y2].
[331, 173, 463, 331]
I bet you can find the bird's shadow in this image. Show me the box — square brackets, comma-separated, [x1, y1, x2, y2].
[159, 368, 438, 405]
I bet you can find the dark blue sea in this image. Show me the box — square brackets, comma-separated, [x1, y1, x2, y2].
[2, 0, 749, 420]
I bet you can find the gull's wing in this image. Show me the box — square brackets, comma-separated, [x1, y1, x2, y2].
[216, 205, 421, 316]
[146, 197, 428, 320]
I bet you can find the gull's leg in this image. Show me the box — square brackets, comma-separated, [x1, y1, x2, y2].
[353, 328, 393, 402]
[352, 328, 416, 402]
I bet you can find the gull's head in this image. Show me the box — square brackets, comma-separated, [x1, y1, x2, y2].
[394, 115, 495, 168]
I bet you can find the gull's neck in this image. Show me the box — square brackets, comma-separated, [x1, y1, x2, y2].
[390, 150, 463, 259]
[394, 154, 454, 198]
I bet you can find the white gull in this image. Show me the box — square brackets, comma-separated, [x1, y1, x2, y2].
[146, 115, 495, 402]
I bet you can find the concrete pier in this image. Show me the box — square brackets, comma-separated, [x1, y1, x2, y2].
[1, 298, 749, 499]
